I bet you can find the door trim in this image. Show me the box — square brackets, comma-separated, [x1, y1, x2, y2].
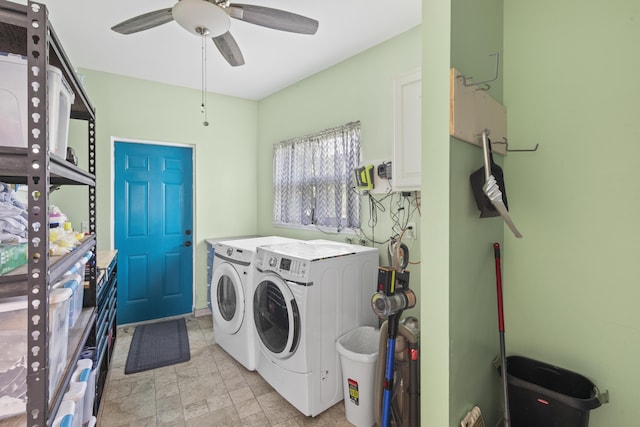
[110, 136, 197, 313]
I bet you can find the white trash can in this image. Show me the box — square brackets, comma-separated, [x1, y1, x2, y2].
[336, 326, 380, 427]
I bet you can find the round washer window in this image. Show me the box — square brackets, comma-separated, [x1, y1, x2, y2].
[217, 275, 237, 321]
[254, 280, 296, 354]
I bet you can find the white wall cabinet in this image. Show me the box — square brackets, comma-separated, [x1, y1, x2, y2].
[392, 69, 422, 191]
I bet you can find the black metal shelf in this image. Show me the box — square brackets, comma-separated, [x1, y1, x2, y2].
[0, 2, 95, 121]
[0, 1, 98, 426]
[0, 235, 96, 298]
[92, 251, 117, 416]
[0, 147, 96, 185]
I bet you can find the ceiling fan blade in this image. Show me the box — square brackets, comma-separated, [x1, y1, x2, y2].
[228, 4, 318, 35]
[111, 8, 174, 34]
[212, 32, 245, 67]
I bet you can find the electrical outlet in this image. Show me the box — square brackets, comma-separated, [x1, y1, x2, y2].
[81, 221, 89, 233]
[405, 222, 416, 239]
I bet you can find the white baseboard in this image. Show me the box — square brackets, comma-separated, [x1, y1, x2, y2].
[195, 307, 211, 318]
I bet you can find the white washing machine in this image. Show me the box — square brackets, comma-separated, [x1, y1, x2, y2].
[252, 239, 379, 416]
[210, 236, 299, 371]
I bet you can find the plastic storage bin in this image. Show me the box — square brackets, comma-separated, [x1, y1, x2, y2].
[503, 356, 608, 427]
[0, 53, 75, 157]
[336, 326, 380, 427]
[64, 251, 92, 283]
[0, 243, 27, 275]
[51, 400, 75, 427]
[72, 358, 95, 425]
[0, 287, 72, 420]
[53, 273, 83, 328]
[62, 381, 86, 427]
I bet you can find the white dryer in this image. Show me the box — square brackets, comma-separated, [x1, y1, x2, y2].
[252, 239, 379, 416]
[210, 236, 299, 371]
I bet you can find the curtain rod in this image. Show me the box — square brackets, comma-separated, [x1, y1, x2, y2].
[277, 121, 360, 146]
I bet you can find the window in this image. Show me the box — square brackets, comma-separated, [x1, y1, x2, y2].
[273, 121, 361, 231]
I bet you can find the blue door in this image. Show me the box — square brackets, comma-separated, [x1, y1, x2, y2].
[114, 141, 194, 324]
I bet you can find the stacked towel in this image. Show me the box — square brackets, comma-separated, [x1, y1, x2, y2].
[0, 183, 28, 243]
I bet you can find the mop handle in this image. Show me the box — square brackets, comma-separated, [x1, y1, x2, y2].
[493, 242, 505, 332]
[381, 314, 401, 427]
[381, 336, 396, 427]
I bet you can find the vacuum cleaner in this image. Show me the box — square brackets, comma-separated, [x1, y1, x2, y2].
[371, 266, 420, 427]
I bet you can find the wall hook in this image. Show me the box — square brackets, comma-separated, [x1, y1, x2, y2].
[494, 138, 539, 152]
[457, 52, 500, 88]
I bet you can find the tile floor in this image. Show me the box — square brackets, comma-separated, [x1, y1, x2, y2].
[97, 315, 352, 426]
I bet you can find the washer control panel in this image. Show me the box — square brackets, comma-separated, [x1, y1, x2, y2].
[256, 249, 309, 280]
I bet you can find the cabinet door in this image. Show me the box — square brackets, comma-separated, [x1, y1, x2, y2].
[393, 69, 422, 191]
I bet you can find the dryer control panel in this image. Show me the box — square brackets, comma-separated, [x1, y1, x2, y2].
[214, 242, 254, 264]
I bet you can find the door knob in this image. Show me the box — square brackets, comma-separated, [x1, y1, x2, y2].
[185, 229, 191, 235]
[184, 241, 192, 247]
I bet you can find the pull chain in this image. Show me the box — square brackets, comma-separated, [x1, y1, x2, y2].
[199, 27, 210, 127]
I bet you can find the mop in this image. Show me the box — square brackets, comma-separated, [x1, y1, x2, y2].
[461, 406, 486, 427]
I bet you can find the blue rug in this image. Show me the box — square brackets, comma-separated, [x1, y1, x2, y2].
[125, 318, 190, 374]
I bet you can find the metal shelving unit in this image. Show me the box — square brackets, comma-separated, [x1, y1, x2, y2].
[0, 1, 97, 425]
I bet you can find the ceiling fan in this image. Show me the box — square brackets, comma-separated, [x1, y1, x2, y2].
[111, 0, 319, 67]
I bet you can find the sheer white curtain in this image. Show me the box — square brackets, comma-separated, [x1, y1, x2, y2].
[273, 121, 361, 230]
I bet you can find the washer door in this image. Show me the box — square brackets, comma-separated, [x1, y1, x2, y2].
[253, 275, 300, 359]
[210, 261, 244, 334]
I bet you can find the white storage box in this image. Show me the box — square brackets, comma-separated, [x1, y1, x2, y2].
[0, 53, 75, 157]
[71, 358, 95, 425]
[0, 287, 72, 420]
[62, 381, 86, 427]
[52, 400, 75, 427]
[53, 273, 83, 328]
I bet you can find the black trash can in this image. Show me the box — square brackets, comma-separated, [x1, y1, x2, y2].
[500, 356, 608, 427]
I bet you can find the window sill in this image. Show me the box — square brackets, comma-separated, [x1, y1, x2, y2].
[272, 222, 359, 235]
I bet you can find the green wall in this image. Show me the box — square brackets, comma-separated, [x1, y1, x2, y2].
[49, 2, 640, 423]
[256, 26, 422, 319]
[448, 0, 506, 425]
[420, 0, 508, 425]
[503, 1, 639, 425]
[55, 71, 258, 310]
[421, 0, 451, 424]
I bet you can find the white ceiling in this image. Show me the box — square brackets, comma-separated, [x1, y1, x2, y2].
[23, 0, 422, 100]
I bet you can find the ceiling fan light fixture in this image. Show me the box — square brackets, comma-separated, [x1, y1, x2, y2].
[173, 0, 230, 37]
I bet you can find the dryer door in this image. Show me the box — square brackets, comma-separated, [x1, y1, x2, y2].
[210, 261, 245, 334]
[253, 275, 300, 359]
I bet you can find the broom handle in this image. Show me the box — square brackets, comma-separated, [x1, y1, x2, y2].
[494, 243, 511, 427]
[482, 130, 491, 182]
[494, 243, 505, 333]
